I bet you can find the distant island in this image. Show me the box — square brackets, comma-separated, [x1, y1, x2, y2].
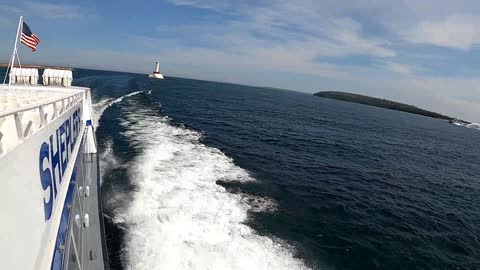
[314, 91, 457, 121]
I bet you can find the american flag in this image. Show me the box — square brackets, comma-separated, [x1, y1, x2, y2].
[21, 22, 40, 51]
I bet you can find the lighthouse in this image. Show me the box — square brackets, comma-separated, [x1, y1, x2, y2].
[148, 61, 164, 79]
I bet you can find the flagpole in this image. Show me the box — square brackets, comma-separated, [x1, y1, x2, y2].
[4, 16, 23, 86]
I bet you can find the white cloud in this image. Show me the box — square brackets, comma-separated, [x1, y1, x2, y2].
[165, 0, 235, 11]
[384, 62, 413, 74]
[159, 0, 396, 80]
[244, 3, 396, 58]
[402, 15, 480, 50]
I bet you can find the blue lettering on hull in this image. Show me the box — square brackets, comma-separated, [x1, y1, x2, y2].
[38, 107, 82, 221]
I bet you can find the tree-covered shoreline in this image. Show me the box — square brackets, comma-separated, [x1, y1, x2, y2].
[314, 91, 455, 121]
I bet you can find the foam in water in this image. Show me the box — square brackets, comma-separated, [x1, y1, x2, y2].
[467, 123, 480, 130]
[93, 91, 146, 206]
[99, 138, 118, 177]
[113, 102, 309, 270]
[92, 90, 145, 129]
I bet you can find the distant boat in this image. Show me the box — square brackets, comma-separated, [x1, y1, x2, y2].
[148, 61, 164, 79]
[449, 119, 469, 127]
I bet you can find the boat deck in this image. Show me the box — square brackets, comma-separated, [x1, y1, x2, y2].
[0, 85, 85, 116]
[0, 84, 85, 156]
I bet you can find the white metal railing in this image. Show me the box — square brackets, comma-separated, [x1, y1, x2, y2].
[0, 92, 83, 155]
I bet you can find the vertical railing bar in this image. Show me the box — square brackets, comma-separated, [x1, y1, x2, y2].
[23, 120, 32, 138]
[39, 105, 46, 127]
[53, 102, 58, 120]
[14, 112, 23, 141]
[60, 100, 65, 114]
[0, 131, 3, 155]
[0, 118, 6, 155]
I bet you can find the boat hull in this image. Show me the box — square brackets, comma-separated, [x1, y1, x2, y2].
[0, 85, 108, 269]
[148, 73, 164, 79]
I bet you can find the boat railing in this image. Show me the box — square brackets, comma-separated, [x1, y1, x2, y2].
[0, 91, 83, 155]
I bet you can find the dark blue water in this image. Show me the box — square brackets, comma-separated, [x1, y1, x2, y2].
[73, 69, 480, 270]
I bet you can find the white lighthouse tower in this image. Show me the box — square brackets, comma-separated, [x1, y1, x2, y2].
[148, 61, 164, 79]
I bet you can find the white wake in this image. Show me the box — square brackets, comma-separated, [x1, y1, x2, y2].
[92, 90, 145, 129]
[114, 104, 309, 270]
[467, 122, 480, 130]
[92, 90, 147, 183]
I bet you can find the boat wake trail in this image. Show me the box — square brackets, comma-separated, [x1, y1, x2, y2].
[92, 90, 145, 129]
[114, 101, 309, 270]
[93, 90, 148, 185]
[99, 138, 118, 178]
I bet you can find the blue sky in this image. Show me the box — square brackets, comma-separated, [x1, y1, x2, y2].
[1, 1, 480, 121]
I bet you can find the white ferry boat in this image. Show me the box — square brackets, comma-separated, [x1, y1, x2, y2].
[0, 17, 109, 269]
